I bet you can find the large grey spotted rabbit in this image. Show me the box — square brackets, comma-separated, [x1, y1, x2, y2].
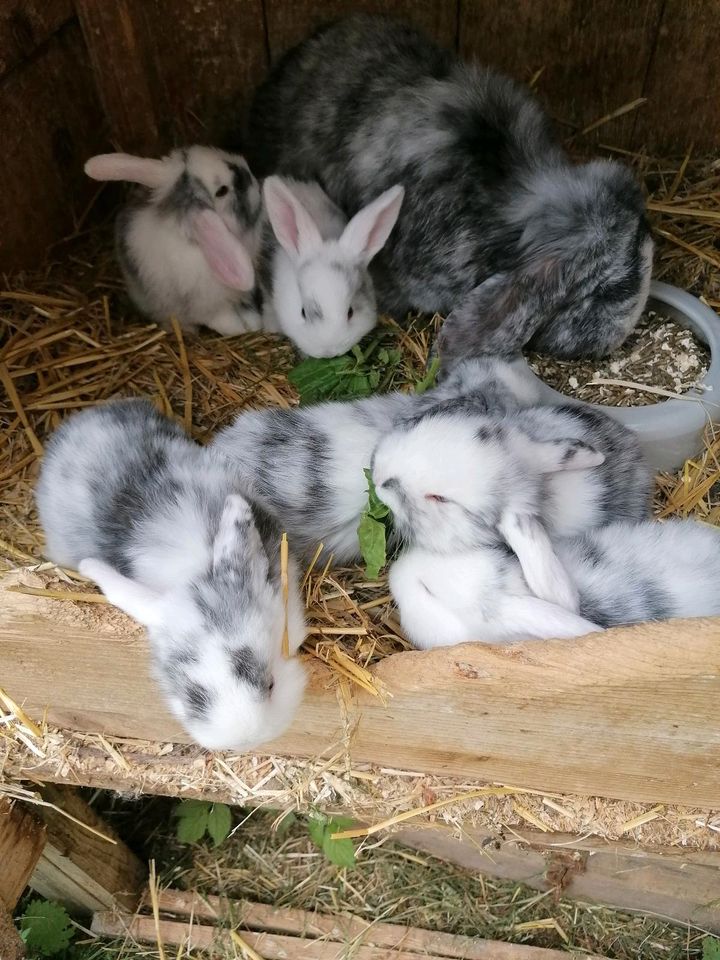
[85, 146, 264, 336]
[247, 15, 653, 361]
[36, 400, 306, 751]
[391, 520, 720, 649]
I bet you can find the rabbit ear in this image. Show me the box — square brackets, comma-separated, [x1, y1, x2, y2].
[523, 437, 605, 473]
[190, 209, 255, 291]
[340, 184, 404, 263]
[212, 495, 268, 585]
[84, 153, 169, 189]
[78, 558, 165, 627]
[498, 511, 579, 613]
[263, 176, 322, 258]
[498, 595, 601, 640]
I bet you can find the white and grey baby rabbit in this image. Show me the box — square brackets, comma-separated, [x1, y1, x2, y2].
[391, 519, 720, 649]
[212, 357, 540, 563]
[372, 404, 653, 610]
[85, 146, 263, 336]
[260, 176, 404, 357]
[35, 399, 306, 751]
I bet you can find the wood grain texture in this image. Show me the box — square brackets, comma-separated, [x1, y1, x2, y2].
[0, 21, 106, 271]
[30, 785, 145, 914]
[459, 0, 662, 146]
[75, 0, 160, 154]
[264, 0, 458, 62]
[0, 0, 73, 79]
[397, 824, 720, 933]
[0, 798, 46, 910]
[2, 574, 720, 807]
[633, 0, 720, 151]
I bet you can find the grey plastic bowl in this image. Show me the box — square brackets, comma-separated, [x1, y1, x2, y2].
[524, 280, 720, 472]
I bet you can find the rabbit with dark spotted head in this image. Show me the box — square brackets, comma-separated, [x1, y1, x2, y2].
[247, 15, 652, 360]
[36, 399, 306, 751]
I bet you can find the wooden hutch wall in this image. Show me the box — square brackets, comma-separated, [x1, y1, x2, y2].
[1, 0, 719, 272]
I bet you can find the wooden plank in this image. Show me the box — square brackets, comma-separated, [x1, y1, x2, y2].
[633, 0, 720, 151]
[459, 0, 663, 147]
[152, 888, 606, 959]
[0, 798, 46, 910]
[0, 21, 107, 271]
[0, 0, 73, 80]
[75, 0, 160, 154]
[92, 909, 605, 959]
[29, 785, 146, 914]
[264, 1, 458, 63]
[2, 573, 720, 807]
[397, 824, 720, 934]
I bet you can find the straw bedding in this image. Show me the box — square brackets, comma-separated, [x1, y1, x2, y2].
[1, 150, 719, 845]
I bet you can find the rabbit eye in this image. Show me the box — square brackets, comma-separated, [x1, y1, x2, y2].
[425, 493, 449, 504]
[301, 307, 306, 319]
[347, 306, 354, 320]
[215, 185, 229, 198]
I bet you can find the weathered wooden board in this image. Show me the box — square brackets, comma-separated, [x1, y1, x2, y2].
[459, 0, 663, 146]
[0, 21, 106, 271]
[0, 0, 73, 80]
[0, 798, 46, 910]
[263, 0, 458, 63]
[633, 0, 720, 152]
[2, 574, 720, 807]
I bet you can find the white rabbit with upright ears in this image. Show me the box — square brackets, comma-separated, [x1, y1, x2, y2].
[261, 175, 404, 357]
[85, 145, 264, 336]
[36, 399, 307, 752]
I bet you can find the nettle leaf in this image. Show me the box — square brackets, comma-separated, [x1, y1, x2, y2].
[703, 937, 720, 960]
[307, 815, 356, 868]
[363, 468, 390, 520]
[174, 799, 210, 844]
[307, 813, 327, 848]
[19, 899, 74, 957]
[358, 514, 387, 579]
[206, 803, 232, 847]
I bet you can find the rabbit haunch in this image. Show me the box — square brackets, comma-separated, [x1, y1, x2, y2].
[259, 176, 404, 358]
[391, 520, 720, 649]
[247, 14, 653, 361]
[85, 146, 264, 336]
[35, 400, 306, 751]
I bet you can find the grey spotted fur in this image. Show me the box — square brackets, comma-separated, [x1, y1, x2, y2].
[246, 15, 653, 360]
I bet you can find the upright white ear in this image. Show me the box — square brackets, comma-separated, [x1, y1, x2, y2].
[78, 559, 165, 627]
[340, 184, 404, 263]
[263, 176, 323, 258]
[190, 209, 255, 291]
[84, 153, 169, 189]
[212, 495, 268, 586]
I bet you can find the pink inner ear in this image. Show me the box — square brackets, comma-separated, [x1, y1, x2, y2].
[263, 177, 322, 258]
[191, 209, 255, 291]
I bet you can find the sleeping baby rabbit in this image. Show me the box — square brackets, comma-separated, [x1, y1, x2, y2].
[36, 399, 306, 751]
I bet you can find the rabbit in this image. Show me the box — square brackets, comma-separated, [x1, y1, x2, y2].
[211, 356, 541, 563]
[390, 519, 720, 649]
[371, 403, 653, 610]
[259, 176, 404, 357]
[85, 146, 264, 336]
[35, 399, 307, 752]
[246, 14, 653, 360]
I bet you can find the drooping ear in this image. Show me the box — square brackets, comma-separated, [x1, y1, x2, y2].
[262, 176, 322, 258]
[190, 209, 255, 291]
[340, 184, 404, 263]
[525, 437, 605, 473]
[84, 153, 169, 189]
[78, 558, 165, 627]
[212, 495, 269, 585]
[498, 511, 580, 613]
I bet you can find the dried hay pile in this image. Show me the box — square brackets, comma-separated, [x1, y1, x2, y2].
[1, 150, 720, 847]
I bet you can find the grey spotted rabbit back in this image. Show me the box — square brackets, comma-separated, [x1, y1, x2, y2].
[247, 14, 653, 360]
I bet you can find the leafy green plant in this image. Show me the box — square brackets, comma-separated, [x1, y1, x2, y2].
[174, 799, 232, 847]
[307, 813, 356, 868]
[704, 937, 720, 960]
[357, 468, 393, 578]
[18, 899, 74, 957]
[288, 338, 403, 406]
[414, 356, 440, 394]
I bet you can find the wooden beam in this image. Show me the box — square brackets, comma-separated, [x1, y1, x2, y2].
[0, 798, 46, 910]
[0, 0, 73, 81]
[2, 572, 720, 807]
[29, 785, 146, 914]
[397, 824, 720, 934]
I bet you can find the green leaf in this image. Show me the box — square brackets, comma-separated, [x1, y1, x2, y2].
[414, 356, 441, 394]
[703, 937, 720, 960]
[322, 833, 356, 867]
[174, 799, 210, 844]
[363, 468, 390, 520]
[307, 815, 356, 868]
[206, 803, 232, 847]
[307, 813, 328, 848]
[358, 513, 386, 579]
[19, 899, 74, 957]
